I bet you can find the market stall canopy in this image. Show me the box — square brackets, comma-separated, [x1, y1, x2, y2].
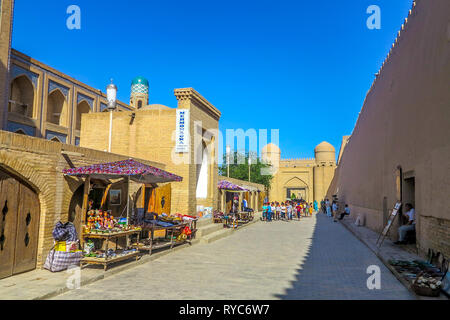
[63, 159, 183, 184]
[218, 180, 248, 191]
[241, 185, 259, 192]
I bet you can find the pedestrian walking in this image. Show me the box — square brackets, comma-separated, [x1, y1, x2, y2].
[326, 199, 331, 217]
[281, 202, 286, 220]
[276, 202, 281, 220]
[287, 201, 293, 220]
[332, 201, 339, 222]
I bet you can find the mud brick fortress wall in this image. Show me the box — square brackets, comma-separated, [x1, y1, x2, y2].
[328, 0, 450, 257]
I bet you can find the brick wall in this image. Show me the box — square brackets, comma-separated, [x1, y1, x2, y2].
[329, 0, 450, 259]
[419, 216, 450, 257]
[0, 0, 14, 129]
[80, 88, 222, 216]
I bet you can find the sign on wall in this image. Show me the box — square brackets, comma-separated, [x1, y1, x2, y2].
[176, 109, 190, 153]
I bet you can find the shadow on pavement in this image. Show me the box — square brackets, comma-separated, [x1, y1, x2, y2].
[275, 214, 416, 300]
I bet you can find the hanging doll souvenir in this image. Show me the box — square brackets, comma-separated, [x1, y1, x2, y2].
[87, 215, 95, 231]
[103, 211, 109, 227]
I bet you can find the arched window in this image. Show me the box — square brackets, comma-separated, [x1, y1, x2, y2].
[50, 136, 62, 143]
[14, 129, 26, 135]
[9, 75, 35, 117]
[138, 100, 143, 109]
[47, 89, 68, 126]
[76, 100, 91, 131]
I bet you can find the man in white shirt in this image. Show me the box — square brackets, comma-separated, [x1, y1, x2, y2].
[395, 203, 416, 244]
[287, 202, 293, 220]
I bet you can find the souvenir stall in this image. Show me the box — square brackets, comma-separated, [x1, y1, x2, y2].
[241, 185, 258, 222]
[216, 180, 249, 229]
[63, 158, 184, 270]
[135, 179, 198, 255]
[133, 212, 198, 255]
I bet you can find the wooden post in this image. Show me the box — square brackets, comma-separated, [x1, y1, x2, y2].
[80, 176, 91, 246]
[100, 184, 112, 209]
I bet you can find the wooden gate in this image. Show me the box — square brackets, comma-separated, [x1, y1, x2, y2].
[0, 169, 40, 279]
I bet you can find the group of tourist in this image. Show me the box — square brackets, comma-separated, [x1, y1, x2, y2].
[320, 198, 351, 222]
[261, 200, 319, 222]
[261, 198, 352, 223]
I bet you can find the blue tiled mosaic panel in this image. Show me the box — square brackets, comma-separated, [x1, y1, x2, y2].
[6, 121, 36, 136]
[77, 93, 94, 110]
[46, 130, 67, 143]
[11, 65, 39, 88]
[48, 80, 69, 99]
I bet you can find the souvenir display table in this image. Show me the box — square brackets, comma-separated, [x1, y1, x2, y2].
[240, 211, 254, 222]
[81, 229, 141, 271]
[80, 209, 142, 271]
[134, 215, 198, 255]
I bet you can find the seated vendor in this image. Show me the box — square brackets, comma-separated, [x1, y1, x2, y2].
[394, 203, 416, 245]
[242, 198, 248, 211]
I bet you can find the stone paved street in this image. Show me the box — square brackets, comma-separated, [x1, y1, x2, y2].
[54, 214, 415, 300]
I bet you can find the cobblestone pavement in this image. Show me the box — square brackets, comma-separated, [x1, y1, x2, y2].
[54, 214, 415, 300]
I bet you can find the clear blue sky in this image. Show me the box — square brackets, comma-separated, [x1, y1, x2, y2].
[12, 0, 413, 159]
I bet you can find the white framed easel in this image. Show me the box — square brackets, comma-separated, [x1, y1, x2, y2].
[376, 202, 402, 248]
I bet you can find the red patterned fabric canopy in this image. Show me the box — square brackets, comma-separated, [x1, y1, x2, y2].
[218, 180, 248, 191]
[63, 158, 182, 183]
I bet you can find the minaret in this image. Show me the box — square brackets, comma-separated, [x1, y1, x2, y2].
[313, 141, 336, 203]
[130, 76, 149, 109]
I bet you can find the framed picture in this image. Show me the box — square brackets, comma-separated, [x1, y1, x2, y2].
[109, 189, 121, 206]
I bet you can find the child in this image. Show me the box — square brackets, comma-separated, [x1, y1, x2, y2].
[262, 202, 269, 221]
[276, 202, 281, 220]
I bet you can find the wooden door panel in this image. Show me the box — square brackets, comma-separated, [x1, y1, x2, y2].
[0, 177, 20, 279]
[154, 184, 171, 215]
[13, 184, 40, 275]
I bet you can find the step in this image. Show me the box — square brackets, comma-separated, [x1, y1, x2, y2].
[196, 217, 215, 228]
[200, 228, 234, 244]
[200, 215, 262, 244]
[196, 223, 224, 238]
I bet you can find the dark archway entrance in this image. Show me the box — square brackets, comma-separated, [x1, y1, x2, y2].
[0, 167, 40, 279]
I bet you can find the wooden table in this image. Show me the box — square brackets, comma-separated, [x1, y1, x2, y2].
[81, 230, 141, 271]
[134, 220, 198, 255]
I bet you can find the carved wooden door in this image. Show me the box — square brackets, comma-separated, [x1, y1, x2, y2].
[0, 169, 40, 279]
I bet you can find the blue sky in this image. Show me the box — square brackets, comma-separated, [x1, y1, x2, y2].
[12, 0, 413, 159]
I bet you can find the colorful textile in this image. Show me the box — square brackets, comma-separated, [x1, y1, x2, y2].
[218, 180, 248, 191]
[52, 222, 78, 242]
[44, 250, 83, 272]
[63, 158, 182, 183]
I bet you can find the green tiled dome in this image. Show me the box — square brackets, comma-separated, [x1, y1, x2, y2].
[131, 76, 149, 94]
